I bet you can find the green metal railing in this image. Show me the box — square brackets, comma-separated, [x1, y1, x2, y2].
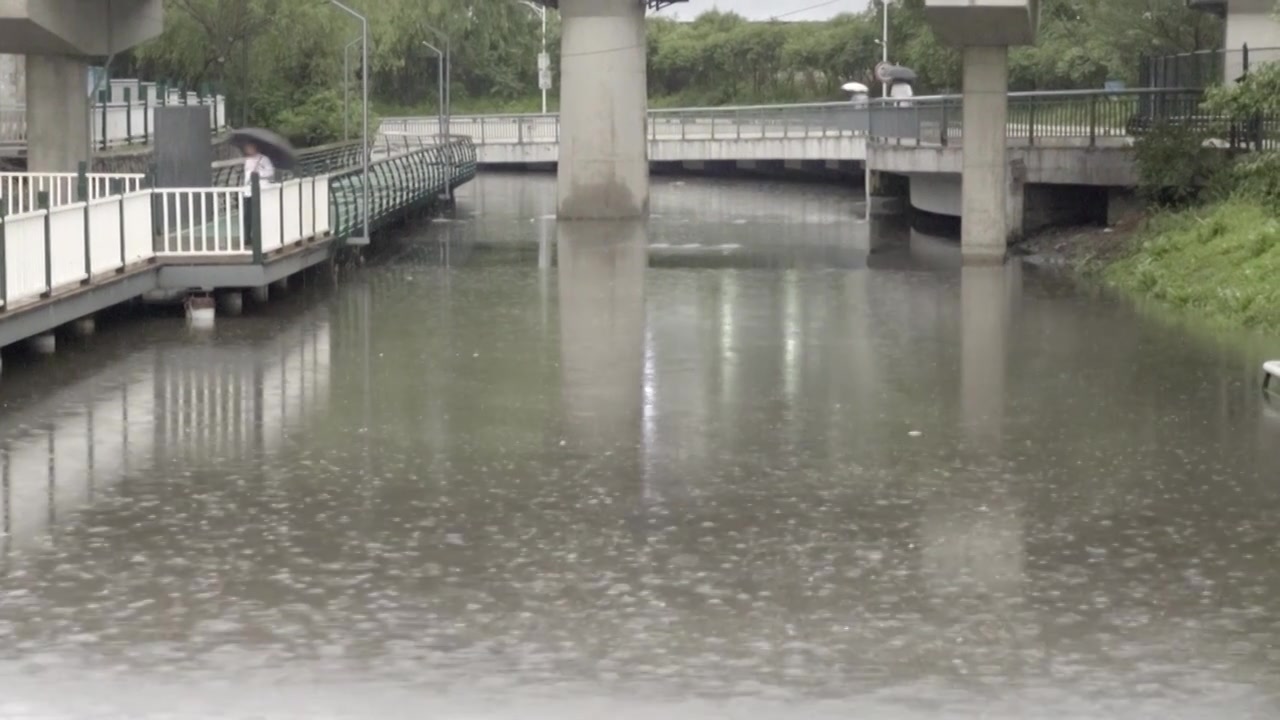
[212, 140, 373, 187]
[328, 137, 477, 241]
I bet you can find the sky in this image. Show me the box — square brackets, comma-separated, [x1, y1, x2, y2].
[665, 0, 874, 22]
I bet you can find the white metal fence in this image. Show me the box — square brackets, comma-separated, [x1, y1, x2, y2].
[0, 172, 148, 215]
[380, 103, 870, 145]
[0, 83, 228, 150]
[0, 174, 333, 310]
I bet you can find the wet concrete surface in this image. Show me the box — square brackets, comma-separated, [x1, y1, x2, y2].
[0, 174, 1279, 718]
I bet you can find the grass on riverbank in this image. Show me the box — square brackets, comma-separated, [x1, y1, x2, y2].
[1100, 199, 1280, 332]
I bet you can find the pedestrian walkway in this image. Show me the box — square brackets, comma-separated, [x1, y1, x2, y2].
[0, 137, 477, 351]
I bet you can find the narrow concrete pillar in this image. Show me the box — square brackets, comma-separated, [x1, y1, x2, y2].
[0, 55, 25, 106]
[72, 316, 96, 337]
[960, 46, 1009, 265]
[28, 333, 56, 355]
[272, 276, 290, 294]
[250, 285, 270, 304]
[26, 55, 90, 173]
[1005, 159, 1026, 244]
[218, 291, 244, 316]
[556, 0, 649, 220]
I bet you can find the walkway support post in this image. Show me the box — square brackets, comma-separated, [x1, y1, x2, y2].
[921, 0, 1038, 265]
[556, 0, 649, 220]
[961, 46, 1010, 265]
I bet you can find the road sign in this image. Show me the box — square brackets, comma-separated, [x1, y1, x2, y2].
[539, 68, 553, 91]
[537, 52, 550, 72]
[875, 62, 893, 84]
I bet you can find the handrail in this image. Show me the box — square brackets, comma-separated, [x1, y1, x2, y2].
[383, 88, 1274, 151]
[328, 137, 476, 241]
[212, 139, 373, 187]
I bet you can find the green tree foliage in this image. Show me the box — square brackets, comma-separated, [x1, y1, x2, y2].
[124, 0, 1219, 145]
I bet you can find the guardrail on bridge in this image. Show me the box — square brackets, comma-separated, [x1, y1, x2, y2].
[383, 88, 1275, 152]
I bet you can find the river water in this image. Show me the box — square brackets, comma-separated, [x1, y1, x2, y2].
[0, 174, 1279, 719]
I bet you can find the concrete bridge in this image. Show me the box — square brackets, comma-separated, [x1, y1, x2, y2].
[504, 0, 1045, 263]
[383, 87, 1214, 248]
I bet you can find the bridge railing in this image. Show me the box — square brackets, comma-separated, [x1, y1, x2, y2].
[868, 88, 1225, 147]
[387, 88, 1276, 151]
[0, 94, 228, 152]
[380, 102, 867, 144]
[0, 172, 148, 215]
[212, 139, 373, 188]
[328, 137, 477, 240]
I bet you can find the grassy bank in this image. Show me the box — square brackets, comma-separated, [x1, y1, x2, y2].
[1086, 199, 1280, 332]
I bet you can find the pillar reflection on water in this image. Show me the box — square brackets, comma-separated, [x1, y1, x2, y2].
[556, 222, 648, 458]
[0, 313, 332, 566]
[920, 263, 1025, 601]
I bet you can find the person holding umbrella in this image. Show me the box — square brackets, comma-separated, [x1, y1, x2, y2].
[231, 128, 298, 244]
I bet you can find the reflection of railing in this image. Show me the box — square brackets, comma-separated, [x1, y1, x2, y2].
[0, 314, 331, 558]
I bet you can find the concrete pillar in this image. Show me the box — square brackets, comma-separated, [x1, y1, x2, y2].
[272, 276, 289, 294]
[72, 316, 96, 337]
[1005, 159, 1026, 244]
[556, 0, 649, 220]
[0, 55, 24, 106]
[250, 285, 270, 304]
[960, 46, 1009, 265]
[218, 291, 244, 316]
[26, 55, 90, 173]
[28, 333, 56, 355]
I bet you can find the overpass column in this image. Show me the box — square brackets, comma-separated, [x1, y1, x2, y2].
[26, 55, 90, 173]
[556, 0, 649, 220]
[961, 46, 1009, 264]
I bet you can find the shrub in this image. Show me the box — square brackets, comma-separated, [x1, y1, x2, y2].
[1132, 123, 1229, 207]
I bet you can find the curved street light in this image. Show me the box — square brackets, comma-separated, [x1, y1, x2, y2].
[424, 24, 451, 138]
[422, 40, 446, 139]
[327, 0, 370, 246]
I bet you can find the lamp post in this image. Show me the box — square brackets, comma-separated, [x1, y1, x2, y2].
[518, 0, 550, 114]
[328, 0, 370, 245]
[424, 24, 451, 137]
[343, 35, 362, 142]
[422, 41, 445, 139]
[881, 0, 892, 97]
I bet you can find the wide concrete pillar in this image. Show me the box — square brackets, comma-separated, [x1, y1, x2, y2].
[556, 0, 649, 220]
[960, 46, 1009, 265]
[26, 55, 89, 173]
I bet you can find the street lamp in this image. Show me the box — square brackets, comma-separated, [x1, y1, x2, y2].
[424, 24, 451, 137]
[880, 0, 892, 97]
[518, 0, 550, 114]
[344, 35, 362, 142]
[327, 0, 370, 246]
[422, 40, 446, 139]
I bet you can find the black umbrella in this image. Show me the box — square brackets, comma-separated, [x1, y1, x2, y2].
[230, 128, 298, 171]
[884, 65, 918, 83]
